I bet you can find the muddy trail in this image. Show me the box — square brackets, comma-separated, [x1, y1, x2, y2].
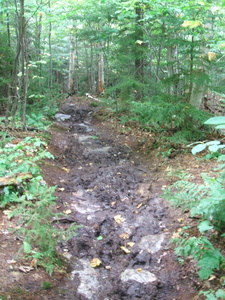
[35, 97, 200, 300]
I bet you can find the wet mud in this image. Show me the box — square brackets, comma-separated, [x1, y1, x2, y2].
[45, 99, 199, 300]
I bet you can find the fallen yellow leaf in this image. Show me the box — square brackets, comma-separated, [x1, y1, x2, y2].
[90, 258, 102, 268]
[120, 246, 131, 254]
[177, 218, 184, 223]
[119, 233, 129, 239]
[127, 242, 135, 248]
[209, 275, 216, 281]
[114, 215, 126, 224]
[136, 268, 143, 272]
[63, 209, 72, 215]
[58, 188, 65, 192]
[136, 203, 143, 209]
[30, 258, 37, 268]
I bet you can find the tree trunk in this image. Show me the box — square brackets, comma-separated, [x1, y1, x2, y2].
[6, 0, 26, 126]
[167, 43, 178, 95]
[189, 79, 206, 109]
[98, 50, 104, 94]
[134, 2, 144, 100]
[20, 0, 28, 129]
[48, 0, 53, 101]
[68, 35, 76, 95]
[35, 5, 43, 85]
[189, 23, 213, 109]
[90, 43, 96, 94]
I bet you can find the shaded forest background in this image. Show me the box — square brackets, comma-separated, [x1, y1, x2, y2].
[1, 0, 225, 140]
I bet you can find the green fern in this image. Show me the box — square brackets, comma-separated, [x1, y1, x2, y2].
[0, 137, 79, 274]
[23, 241, 33, 254]
[164, 180, 207, 211]
[122, 97, 211, 144]
[174, 236, 225, 280]
[164, 169, 225, 280]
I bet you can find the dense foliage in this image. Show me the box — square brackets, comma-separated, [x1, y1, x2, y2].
[0, 136, 78, 274]
[0, 0, 225, 133]
[164, 117, 225, 299]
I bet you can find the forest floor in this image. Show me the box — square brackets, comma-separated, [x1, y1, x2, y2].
[0, 97, 221, 299]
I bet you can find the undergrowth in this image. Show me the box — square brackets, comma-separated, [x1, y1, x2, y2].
[164, 169, 225, 297]
[128, 98, 211, 143]
[0, 136, 79, 274]
[104, 95, 211, 146]
[163, 114, 225, 299]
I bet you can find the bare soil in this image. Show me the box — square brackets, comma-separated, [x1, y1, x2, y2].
[0, 97, 220, 299]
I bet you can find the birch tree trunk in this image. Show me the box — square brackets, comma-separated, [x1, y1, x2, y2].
[68, 35, 75, 95]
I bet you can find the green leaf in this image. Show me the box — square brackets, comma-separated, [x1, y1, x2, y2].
[204, 117, 225, 125]
[216, 289, 225, 299]
[215, 125, 225, 129]
[191, 144, 206, 155]
[198, 220, 214, 233]
[23, 241, 32, 254]
[208, 145, 221, 153]
[218, 155, 225, 161]
[205, 141, 221, 146]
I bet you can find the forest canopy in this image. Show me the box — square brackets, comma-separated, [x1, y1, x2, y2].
[0, 0, 225, 137]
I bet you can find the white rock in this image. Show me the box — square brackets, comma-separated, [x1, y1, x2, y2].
[55, 113, 71, 121]
[120, 269, 157, 283]
[139, 234, 166, 253]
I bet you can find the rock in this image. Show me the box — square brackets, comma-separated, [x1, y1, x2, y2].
[139, 234, 166, 253]
[120, 269, 158, 299]
[55, 113, 71, 121]
[71, 260, 100, 300]
[61, 103, 76, 114]
[120, 268, 157, 284]
[71, 200, 101, 215]
[78, 135, 94, 143]
[74, 123, 93, 133]
[83, 147, 112, 158]
[133, 249, 152, 266]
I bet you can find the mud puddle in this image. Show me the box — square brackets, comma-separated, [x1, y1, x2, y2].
[44, 99, 199, 300]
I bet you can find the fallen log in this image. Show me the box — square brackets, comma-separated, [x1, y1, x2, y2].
[0, 173, 33, 188]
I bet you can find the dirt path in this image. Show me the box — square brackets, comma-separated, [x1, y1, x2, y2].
[0, 97, 203, 299]
[41, 98, 200, 300]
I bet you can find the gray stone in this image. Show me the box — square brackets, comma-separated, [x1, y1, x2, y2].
[55, 113, 71, 121]
[83, 147, 112, 157]
[71, 201, 101, 215]
[71, 260, 99, 299]
[139, 234, 166, 254]
[76, 123, 93, 133]
[78, 135, 94, 143]
[120, 268, 157, 283]
[61, 103, 76, 114]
